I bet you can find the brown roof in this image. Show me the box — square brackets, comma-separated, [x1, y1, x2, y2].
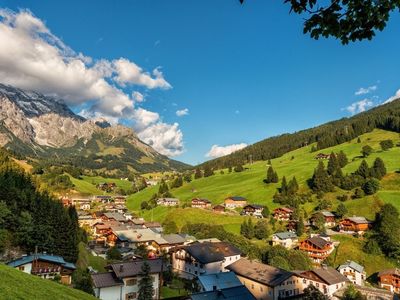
[274, 207, 293, 213]
[301, 267, 349, 285]
[305, 236, 331, 249]
[91, 272, 123, 288]
[226, 258, 294, 287]
[175, 242, 241, 264]
[378, 268, 400, 277]
[144, 222, 162, 228]
[109, 258, 163, 278]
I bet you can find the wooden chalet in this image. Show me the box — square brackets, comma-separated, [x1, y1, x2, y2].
[191, 198, 212, 209]
[212, 205, 225, 213]
[311, 211, 336, 227]
[315, 153, 332, 160]
[299, 236, 334, 264]
[339, 216, 372, 233]
[378, 268, 400, 294]
[224, 196, 247, 209]
[241, 204, 264, 217]
[156, 197, 179, 207]
[273, 207, 294, 221]
[7, 254, 76, 285]
[96, 182, 116, 191]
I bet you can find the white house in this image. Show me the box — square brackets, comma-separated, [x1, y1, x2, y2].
[92, 258, 162, 300]
[171, 241, 241, 279]
[226, 258, 304, 300]
[271, 232, 299, 249]
[297, 266, 349, 298]
[156, 198, 179, 207]
[337, 260, 366, 286]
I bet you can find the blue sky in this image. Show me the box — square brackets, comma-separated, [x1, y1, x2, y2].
[1, 0, 400, 165]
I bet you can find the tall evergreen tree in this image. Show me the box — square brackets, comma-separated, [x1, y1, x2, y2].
[337, 150, 348, 168]
[296, 215, 305, 236]
[287, 177, 299, 195]
[327, 152, 340, 175]
[375, 204, 400, 258]
[371, 157, 386, 179]
[138, 261, 155, 300]
[203, 166, 214, 177]
[336, 202, 348, 218]
[310, 161, 334, 193]
[280, 176, 288, 195]
[194, 168, 203, 179]
[265, 166, 275, 183]
[355, 160, 370, 179]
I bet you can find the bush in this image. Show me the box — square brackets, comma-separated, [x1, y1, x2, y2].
[362, 178, 380, 195]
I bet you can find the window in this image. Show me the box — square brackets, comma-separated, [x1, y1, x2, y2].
[251, 284, 254, 290]
[126, 278, 137, 286]
[126, 292, 137, 300]
[18, 266, 25, 271]
[260, 287, 263, 292]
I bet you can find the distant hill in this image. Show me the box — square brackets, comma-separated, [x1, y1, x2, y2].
[0, 83, 190, 175]
[0, 264, 96, 300]
[199, 99, 400, 170]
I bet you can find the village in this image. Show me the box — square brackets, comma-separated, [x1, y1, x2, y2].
[5, 189, 400, 300]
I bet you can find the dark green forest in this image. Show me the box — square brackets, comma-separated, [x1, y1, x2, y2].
[0, 149, 81, 262]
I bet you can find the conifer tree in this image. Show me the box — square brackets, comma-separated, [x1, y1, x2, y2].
[310, 161, 334, 193]
[337, 150, 348, 168]
[280, 176, 288, 195]
[371, 157, 386, 179]
[327, 152, 340, 175]
[194, 168, 203, 179]
[287, 177, 299, 195]
[203, 166, 214, 177]
[375, 204, 400, 258]
[138, 261, 155, 300]
[272, 171, 279, 183]
[336, 202, 348, 218]
[265, 166, 275, 183]
[361, 145, 373, 157]
[296, 215, 305, 236]
[355, 160, 370, 179]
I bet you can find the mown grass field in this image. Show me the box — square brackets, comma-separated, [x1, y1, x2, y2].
[69, 175, 133, 196]
[127, 129, 400, 223]
[0, 264, 96, 300]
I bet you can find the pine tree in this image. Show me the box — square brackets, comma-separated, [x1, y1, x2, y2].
[234, 164, 244, 172]
[265, 166, 275, 183]
[194, 168, 203, 179]
[280, 176, 288, 195]
[355, 160, 370, 179]
[310, 161, 334, 193]
[336, 202, 348, 218]
[375, 204, 400, 258]
[203, 166, 214, 177]
[272, 171, 279, 183]
[138, 261, 155, 300]
[337, 150, 348, 168]
[296, 215, 305, 236]
[371, 157, 386, 179]
[361, 145, 373, 157]
[287, 177, 299, 195]
[327, 152, 340, 175]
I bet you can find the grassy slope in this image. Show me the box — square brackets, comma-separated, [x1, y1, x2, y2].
[76, 242, 107, 272]
[69, 175, 133, 196]
[0, 264, 96, 300]
[127, 129, 400, 222]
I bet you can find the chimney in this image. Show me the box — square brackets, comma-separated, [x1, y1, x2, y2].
[119, 264, 124, 272]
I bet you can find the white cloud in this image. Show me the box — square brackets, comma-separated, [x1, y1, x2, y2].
[355, 85, 377, 96]
[383, 89, 400, 104]
[345, 99, 374, 115]
[138, 122, 184, 157]
[0, 9, 183, 156]
[132, 91, 145, 102]
[113, 59, 171, 89]
[176, 108, 189, 117]
[206, 143, 248, 159]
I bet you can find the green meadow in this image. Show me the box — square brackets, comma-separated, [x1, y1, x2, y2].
[69, 175, 133, 196]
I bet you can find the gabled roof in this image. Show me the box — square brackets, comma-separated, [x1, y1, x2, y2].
[190, 285, 256, 300]
[157, 198, 179, 202]
[226, 258, 294, 287]
[109, 258, 163, 278]
[345, 216, 370, 224]
[91, 272, 123, 288]
[162, 234, 186, 245]
[274, 207, 293, 213]
[7, 254, 76, 270]
[226, 196, 247, 201]
[304, 236, 331, 249]
[378, 268, 400, 277]
[114, 228, 167, 244]
[178, 242, 241, 264]
[302, 267, 349, 285]
[103, 212, 126, 222]
[243, 204, 264, 209]
[192, 198, 211, 203]
[197, 272, 242, 291]
[320, 211, 335, 217]
[338, 260, 365, 274]
[273, 231, 298, 240]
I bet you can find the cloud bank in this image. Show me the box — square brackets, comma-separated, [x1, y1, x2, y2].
[355, 85, 377, 96]
[345, 99, 374, 115]
[0, 9, 183, 156]
[176, 108, 189, 117]
[206, 143, 247, 159]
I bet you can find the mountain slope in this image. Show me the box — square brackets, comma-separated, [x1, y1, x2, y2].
[0, 83, 189, 174]
[0, 264, 96, 300]
[199, 99, 400, 170]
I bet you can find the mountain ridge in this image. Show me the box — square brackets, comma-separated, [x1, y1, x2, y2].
[0, 83, 190, 174]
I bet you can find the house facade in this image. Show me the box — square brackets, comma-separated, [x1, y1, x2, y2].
[191, 198, 212, 209]
[378, 268, 400, 294]
[92, 258, 162, 300]
[338, 260, 366, 286]
[171, 241, 241, 279]
[226, 258, 303, 300]
[224, 196, 247, 209]
[156, 198, 179, 207]
[273, 207, 293, 221]
[212, 205, 225, 213]
[242, 204, 264, 217]
[7, 253, 76, 285]
[312, 211, 336, 227]
[297, 267, 349, 297]
[271, 232, 298, 249]
[339, 216, 371, 233]
[299, 236, 334, 264]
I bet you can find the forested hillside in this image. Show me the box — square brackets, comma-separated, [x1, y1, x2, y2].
[0, 149, 81, 262]
[200, 99, 400, 170]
